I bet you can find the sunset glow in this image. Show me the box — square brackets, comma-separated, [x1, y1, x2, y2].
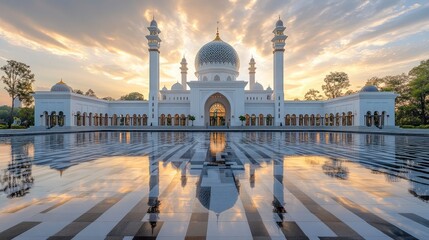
[1, 0, 428, 105]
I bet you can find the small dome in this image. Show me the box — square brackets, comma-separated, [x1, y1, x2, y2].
[51, 80, 72, 92]
[253, 82, 263, 90]
[162, 86, 167, 91]
[171, 82, 183, 90]
[276, 18, 284, 27]
[266, 86, 272, 91]
[361, 85, 379, 92]
[150, 19, 157, 27]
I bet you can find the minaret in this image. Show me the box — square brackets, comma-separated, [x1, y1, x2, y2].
[249, 57, 256, 90]
[146, 18, 161, 126]
[271, 17, 287, 126]
[180, 56, 188, 90]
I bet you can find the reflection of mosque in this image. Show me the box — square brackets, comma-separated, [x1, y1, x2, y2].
[0, 137, 34, 198]
[1, 131, 428, 206]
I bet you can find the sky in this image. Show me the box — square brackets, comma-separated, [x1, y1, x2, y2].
[1, 0, 429, 106]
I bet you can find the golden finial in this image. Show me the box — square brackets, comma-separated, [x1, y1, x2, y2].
[214, 21, 221, 41]
[59, 78, 64, 84]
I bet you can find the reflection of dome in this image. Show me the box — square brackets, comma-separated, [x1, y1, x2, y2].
[51, 80, 72, 92]
[171, 82, 183, 90]
[254, 82, 263, 90]
[195, 37, 240, 71]
[361, 85, 379, 92]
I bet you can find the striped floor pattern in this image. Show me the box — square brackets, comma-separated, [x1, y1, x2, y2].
[0, 131, 428, 239]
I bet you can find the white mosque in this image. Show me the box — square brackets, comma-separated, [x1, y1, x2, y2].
[34, 18, 396, 128]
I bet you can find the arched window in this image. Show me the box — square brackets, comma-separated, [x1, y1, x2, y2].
[105, 114, 108, 126]
[160, 114, 166, 126]
[381, 111, 386, 127]
[374, 111, 380, 127]
[266, 114, 273, 126]
[335, 113, 340, 126]
[88, 113, 93, 126]
[58, 111, 64, 127]
[245, 114, 250, 126]
[167, 114, 172, 126]
[251, 114, 256, 126]
[143, 114, 148, 126]
[82, 112, 87, 126]
[291, 114, 296, 126]
[180, 114, 186, 126]
[174, 114, 180, 126]
[125, 114, 130, 126]
[342, 112, 346, 126]
[347, 111, 353, 126]
[133, 114, 137, 126]
[76, 111, 81, 126]
[310, 114, 315, 126]
[329, 114, 334, 126]
[259, 114, 264, 126]
[285, 114, 291, 126]
[299, 114, 303, 126]
[366, 111, 372, 127]
[304, 114, 309, 126]
[112, 114, 117, 126]
[214, 75, 220, 81]
[227, 76, 232, 81]
[203, 76, 208, 81]
[325, 114, 329, 126]
[93, 113, 98, 126]
[316, 114, 321, 126]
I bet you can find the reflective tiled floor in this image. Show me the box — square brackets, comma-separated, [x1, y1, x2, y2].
[0, 132, 428, 240]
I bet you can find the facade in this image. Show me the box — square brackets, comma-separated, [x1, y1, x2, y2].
[34, 18, 397, 128]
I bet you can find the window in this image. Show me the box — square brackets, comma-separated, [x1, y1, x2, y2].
[214, 75, 220, 81]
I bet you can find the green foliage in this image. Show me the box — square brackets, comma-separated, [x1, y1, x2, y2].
[18, 107, 34, 127]
[119, 92, 144, 100]
[322, 72, 350, 99]
[1, 60, 35, 127]
[85, 89, 97, 98]
[408, 59, 429, 124]
[73, 89, 84, 94]
[239, 115, 246, 126]
[187, 115, 195, 126]
[102, 96, 115, 101]
[304, 89, 323, 100]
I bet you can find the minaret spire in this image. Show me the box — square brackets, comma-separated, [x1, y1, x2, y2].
[272, 17, 287, 126]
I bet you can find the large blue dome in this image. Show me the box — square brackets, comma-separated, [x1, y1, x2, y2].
[195, 39, 240, 71]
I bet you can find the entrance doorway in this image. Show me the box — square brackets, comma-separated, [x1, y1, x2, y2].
[209, 103, 226, 126]
[204, 93, 231, 127]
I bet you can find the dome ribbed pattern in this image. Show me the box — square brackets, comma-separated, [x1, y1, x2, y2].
[171, 82, 183, 90]
[195, 40, 240, 70]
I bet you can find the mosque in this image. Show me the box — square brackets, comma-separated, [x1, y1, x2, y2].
[34, 18, 396, 128]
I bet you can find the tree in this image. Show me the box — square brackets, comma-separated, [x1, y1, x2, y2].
[408, 59, 429, 124]
[321, 72, 350, 99]
[73, 89, 84, 94]
[102, 96, 115, 101]
[1, 60, 35, 128]
[304, 89, 323, 100]
[120, 92, 144, 100]
[18, 107, 34, 127]
[85, 89, 97, 98]
[187, 115, 195, 126]
[239, 115, 246, 126]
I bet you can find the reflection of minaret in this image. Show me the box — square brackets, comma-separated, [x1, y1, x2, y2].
[148, 132, 160, 232]
[273, 159, 286, 216]
[1, 137, 34, 198]
[250, 165, 255, 188]
[181, 163, 187, 188]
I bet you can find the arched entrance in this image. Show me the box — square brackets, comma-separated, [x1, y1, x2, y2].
[204, 93, 231, 127]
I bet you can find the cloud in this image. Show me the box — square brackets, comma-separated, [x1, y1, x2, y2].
[0, 0, 429, 105]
